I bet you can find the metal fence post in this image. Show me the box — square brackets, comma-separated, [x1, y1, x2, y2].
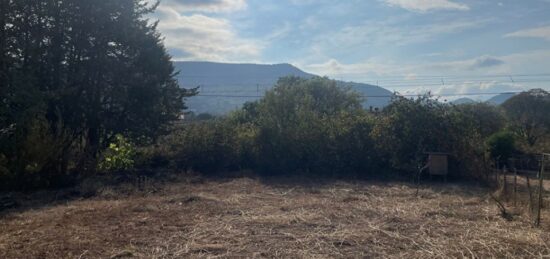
[535, 155, 545, 227]
[513, 168, 517, 207]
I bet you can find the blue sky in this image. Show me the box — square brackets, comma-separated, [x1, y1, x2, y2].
[150, 0, 550, 99]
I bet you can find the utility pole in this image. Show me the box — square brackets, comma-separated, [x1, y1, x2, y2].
[535, 154, 546, 227]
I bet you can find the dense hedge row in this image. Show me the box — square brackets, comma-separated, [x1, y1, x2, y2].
[3, 74, 548, 190]
[141, 77, 549, 180]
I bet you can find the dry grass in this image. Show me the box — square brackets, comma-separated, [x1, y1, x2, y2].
[1, 175, 549, 258]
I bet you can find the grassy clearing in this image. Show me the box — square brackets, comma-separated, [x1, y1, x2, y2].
[0, 175, 549, 258]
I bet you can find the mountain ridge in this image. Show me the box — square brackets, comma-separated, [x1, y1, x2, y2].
[174, 61, 392, 114]
[487, 92, 517, 105]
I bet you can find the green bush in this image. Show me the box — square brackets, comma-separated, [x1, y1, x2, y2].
[371, 95, 452, 173]
[152, 77, 379, 177]
[141, 77, 513, 181]
[98, 134, 136, 172]
[143, 120, 246, 173]
[502, 89, 550, 152]
[0, 154, 10, 185]
[251, 77, 375, 176]
[486, 130, 516, 165]
[0, 116, 73, 189]
[371, 97, 505, 178]
[446, 103, 504, 178]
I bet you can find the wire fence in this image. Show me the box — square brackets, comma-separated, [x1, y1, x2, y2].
[493, 154, 550, 227]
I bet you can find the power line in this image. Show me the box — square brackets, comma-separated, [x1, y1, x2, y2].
[183, 78, 550, 89]
[350, 73, 550, 81]
[376, 77, 550, 84]
[195, 79, 547, 94]
[178, 73, 550, 79]
[195, 91, 522, 99]
[178, 74, 550, 87]
[366, 79, 550, 88]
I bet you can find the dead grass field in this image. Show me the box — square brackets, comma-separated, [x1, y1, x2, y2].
[1, 174, 550, 258]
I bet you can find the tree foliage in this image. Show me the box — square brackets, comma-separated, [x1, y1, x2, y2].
[486, 130, 516, 165]
[151, 77, 380, 177]
[502, 89, 550, 149]
[252, 77, 370, 175]
[3, 0, 548, 188]
[0, 0, 194, 189]
[371, 95, 451, 172]
[133, 77, 548, 181]
[98, 134, 136, 172]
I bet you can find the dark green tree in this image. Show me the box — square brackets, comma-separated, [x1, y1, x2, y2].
[486, 130, 516, 165]
[371, 95, 451, 172]
[0, 0, 195, 188]
[502, 89, 550, 148]
[252, 76, 374, 175]
[447, 103, 505, 178]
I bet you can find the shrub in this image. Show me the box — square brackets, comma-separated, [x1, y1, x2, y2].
[148, 120, 244, 173]
[252, 77, 372, 176]
[372, 95, 452, 173]
[502, 89, 550, 151]
[139, 77, 510, 181]
[486, 131, 516, 166]
[98, 134, 136, 172]
[446, 103, 505, 179]
[371, 97, 506, 179]
[145, 77, 378, 177]
[0, 116, 74, 189]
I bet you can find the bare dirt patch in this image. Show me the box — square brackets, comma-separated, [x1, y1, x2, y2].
[1, 176, 549, 258]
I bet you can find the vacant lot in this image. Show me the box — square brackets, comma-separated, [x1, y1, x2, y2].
[1, 175, 549, 258]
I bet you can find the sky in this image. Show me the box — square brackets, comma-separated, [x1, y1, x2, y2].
[149, 0, 550, 99]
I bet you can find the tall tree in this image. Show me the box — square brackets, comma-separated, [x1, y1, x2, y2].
[502, 89, 550, 148]
[251, 76, 370, 174]
[0, 0, 195, 187]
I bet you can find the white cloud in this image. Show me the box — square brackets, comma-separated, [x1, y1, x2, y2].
[303, 58, 408, 78]
[154, 6, 262, 61]
[298, 51, 550, 96]
[427, 55, 504, 71]
[430, 81, 527, 101]
[302, 57, 528, 100]
[303, 55, 508, 81]
[382, 0, 470, 12]
[504, 26, 550, 41]
[265, 22, 292, 41]
[306, 18, 490, 60]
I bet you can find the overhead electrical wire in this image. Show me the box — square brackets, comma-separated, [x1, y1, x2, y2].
[180, 75, 550, 89]
[178, 73, 550, 79]
[179, 73, 550, 98]
[195, 91, 523, 99]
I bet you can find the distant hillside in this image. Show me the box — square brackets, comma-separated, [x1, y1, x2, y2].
[174, 61, 392, 114]
[487, 93, 517, 105]
[451, 97, 476, 105]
